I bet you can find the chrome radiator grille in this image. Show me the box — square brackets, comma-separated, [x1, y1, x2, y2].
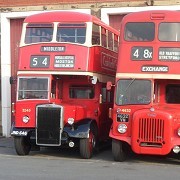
[36, 105, 62, 146]
[138, 118, 164, 147]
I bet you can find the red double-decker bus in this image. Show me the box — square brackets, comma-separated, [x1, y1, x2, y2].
[108, 10, 180, 161]
[10, 11, 119, 159]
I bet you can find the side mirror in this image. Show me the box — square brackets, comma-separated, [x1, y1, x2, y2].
[91, 76, 98, 84]
[9, 76, 16, 84]
[106, 81, 112, 90]
[109, 108, 113, 118]
[99, 94, 102, 104]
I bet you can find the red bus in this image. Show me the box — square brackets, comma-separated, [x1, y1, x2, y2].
[10, 11, 119, 159]
[108, 10, 180, 161]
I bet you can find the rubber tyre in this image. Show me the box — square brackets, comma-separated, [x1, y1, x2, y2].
[112, 139, 126, 162]
[14, 136, 31, 155]
[80, 126, 97, 159]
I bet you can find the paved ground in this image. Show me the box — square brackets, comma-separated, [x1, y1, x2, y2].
[0, 136, 179, 163]
[0, 137, 14, 148]
[0, 136, 179, 180]
[0, 136, 112, 159]
[0, 137, 15, 155]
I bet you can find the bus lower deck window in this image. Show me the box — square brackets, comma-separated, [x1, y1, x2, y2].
[166, 85, 180, 103]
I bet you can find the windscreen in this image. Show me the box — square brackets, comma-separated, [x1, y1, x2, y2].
[18, 77, 49, 100]
[116, 79, 151, 105]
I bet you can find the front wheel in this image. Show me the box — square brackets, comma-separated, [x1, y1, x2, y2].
[79, 125, 97, 159]
[112, 139, 126, 162]
[14, 136, 31, 155]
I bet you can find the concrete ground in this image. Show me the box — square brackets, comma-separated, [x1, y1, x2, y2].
[0, 137, 14, 148]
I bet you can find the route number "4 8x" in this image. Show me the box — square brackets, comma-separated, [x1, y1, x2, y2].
[131, 47, 153, 60]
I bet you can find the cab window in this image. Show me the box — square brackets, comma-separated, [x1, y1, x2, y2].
[69, 85, 94, 99]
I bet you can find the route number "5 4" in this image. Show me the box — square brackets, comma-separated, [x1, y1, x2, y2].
[30, 56, 50, 68]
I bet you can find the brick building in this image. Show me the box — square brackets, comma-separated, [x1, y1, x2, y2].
[0, 0, 180, 136]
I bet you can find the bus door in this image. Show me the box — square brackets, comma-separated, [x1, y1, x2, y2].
[98, 84, 113, 140]
[51, 75, 62, 102]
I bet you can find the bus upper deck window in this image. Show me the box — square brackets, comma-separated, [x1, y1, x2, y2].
[25, 23, 53, 44]
[101, 27, 107, 47]
[92, 24, 100, 45]
[124, 22, 155, 42]
[114, 34, 119, 52]
[159, 23, 180, 41]
[108, 31, 113, 50]
[57, 23, 86, 44]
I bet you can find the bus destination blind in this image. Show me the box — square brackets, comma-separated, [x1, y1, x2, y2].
[159, 47, 180, 61]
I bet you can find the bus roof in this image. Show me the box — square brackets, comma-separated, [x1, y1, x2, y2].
[24, 11, 117, 32]
[122, 10, 180, 23]
[25, 11, 97, 23]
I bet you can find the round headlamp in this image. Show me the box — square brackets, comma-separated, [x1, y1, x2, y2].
[68, 118, 74, 125]
[22, 115, 30, 124]
[173, 145, 180, 154]
[178, 128, 180, 137]
[117, 124, 127, 134]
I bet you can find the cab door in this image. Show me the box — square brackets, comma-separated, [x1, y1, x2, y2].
[98, 83, 114, 141]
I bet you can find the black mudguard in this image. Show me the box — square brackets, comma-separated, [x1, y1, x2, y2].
[63, 119, 95, 138]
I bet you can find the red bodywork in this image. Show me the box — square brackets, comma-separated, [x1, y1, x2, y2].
[11, 11, 119, 153]
[18, 44, 117, 75]
[110, 10, 180, 156]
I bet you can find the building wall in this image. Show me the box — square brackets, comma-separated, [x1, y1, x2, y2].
[0, 15, 1, 135]
[0, 1, 180, 18]
[0, 0, 179, 7]
[0, 0, 156, 7]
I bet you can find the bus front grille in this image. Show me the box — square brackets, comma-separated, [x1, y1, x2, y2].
[36, 105, 62, 146]
[138, 118, 164, 147]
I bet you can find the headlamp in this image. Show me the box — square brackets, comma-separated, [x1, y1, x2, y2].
[68, 118, 74, 125]
[22, 116, 30, 124]
[117, 124, 127, 134]
[178, 128, 180, 137]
